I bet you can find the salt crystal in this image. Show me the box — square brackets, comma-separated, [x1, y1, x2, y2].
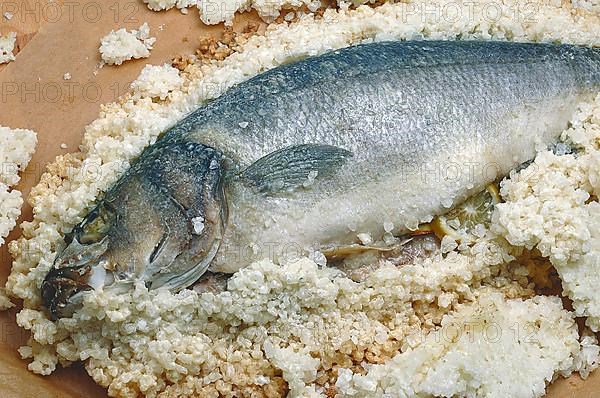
[302, 170, 318, 187]
[447, 218, 461, 229]
[383, 221, 394, 232]
[553, 142, 571, 156]
[312, 251, 327, 266]
[438, 292, 453, 308]
[255, 375, 270, 385]
[135, 319, 147, 330]
[307, 0, 321, 12]
[238, 121, 249, 128]
[405, 218, 420, 231]
[3, 12, 13, 20]
[63, 73, 71, 80]
[357, 232, 372, 245]
[383, 233, 396, 245]
[192, 216, 205, 234]
[440, 235, 458, 253]
[473, 223, 486, 238]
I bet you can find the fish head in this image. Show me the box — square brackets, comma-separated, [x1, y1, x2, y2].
[42, 142, 230, 319]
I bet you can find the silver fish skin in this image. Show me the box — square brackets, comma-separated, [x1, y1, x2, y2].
[182, 40, 600, 272]
[42, 40, 600, 318]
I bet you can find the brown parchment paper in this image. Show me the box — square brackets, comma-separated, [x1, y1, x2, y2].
[0, 1, 597, 397]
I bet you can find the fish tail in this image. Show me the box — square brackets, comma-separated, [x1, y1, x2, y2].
[570, 45, 600, 88]
[587, 46, 600, 83]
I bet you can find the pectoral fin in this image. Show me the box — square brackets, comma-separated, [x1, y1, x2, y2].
[240, 144, 352, 194]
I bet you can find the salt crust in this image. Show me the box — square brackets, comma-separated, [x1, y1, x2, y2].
[130, 64, 185, 100]
[0, 126, 37, 247]
[0, 126, 37, 308]
[335, 293, 588, 398]
[494, 93, 600, 332]
[99, 23, 156, 66]
[0, 32, 16, 64]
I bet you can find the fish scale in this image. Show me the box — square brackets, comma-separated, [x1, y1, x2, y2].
[42, 40, 600, 317]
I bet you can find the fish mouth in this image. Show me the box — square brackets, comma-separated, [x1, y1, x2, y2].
[42, 253, 118, 319]
[42, 237, 113, 319]
[41, 264, 95, 319]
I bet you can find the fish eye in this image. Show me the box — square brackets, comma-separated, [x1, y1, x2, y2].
[77, 203, 115, 244]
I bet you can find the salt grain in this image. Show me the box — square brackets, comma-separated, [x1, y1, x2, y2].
[357, 232, 372, 245]
[192, 216, 205, 234]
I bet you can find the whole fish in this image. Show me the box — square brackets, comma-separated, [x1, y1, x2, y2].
[42, 40, 600, 318]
